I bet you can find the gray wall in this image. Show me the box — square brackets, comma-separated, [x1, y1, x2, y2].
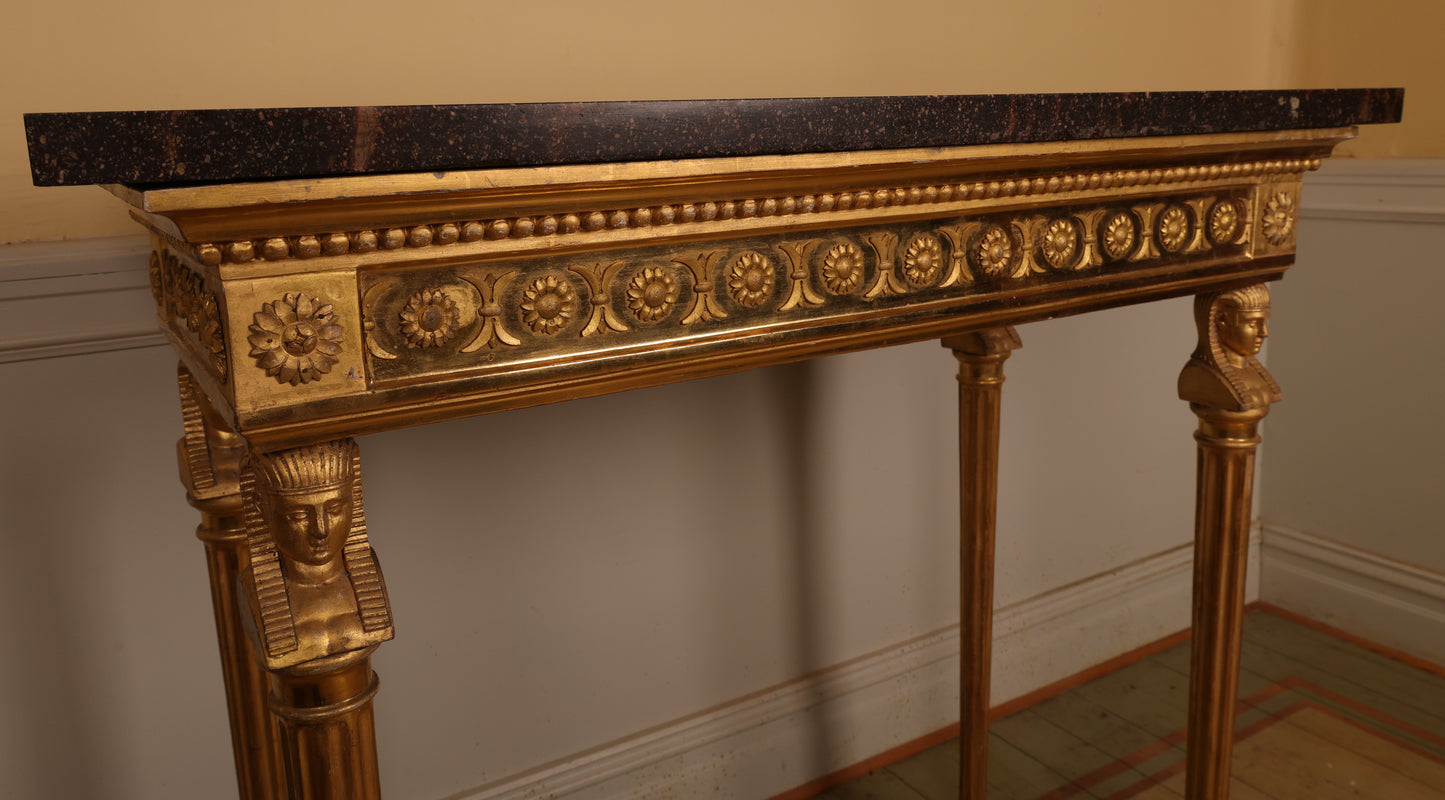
[0, 295, 1199, 798]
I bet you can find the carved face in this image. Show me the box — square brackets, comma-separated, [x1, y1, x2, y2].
[260, 483, 353, 567]
[1218, 307, 1269, 357]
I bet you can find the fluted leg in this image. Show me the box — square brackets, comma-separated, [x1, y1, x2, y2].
[197, 513, 289, 799]
[944, 327, 1021, 798]
[1177, 284, 1280, 800]
[177, 368, 286, 800]
[270, 650, 383, 800]
[1184, 407, 1264, 800]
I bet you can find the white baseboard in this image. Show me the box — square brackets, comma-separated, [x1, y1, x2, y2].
[1259, 524, 1445, 666]
[451, 536, 1250, 800]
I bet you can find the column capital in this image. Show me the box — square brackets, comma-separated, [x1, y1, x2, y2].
[942, 326, 1023, 358]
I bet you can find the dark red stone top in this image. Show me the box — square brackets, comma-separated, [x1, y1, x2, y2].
[25, 89, 1403, 187]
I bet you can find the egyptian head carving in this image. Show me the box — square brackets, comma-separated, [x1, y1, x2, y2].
[1214, 284, 1270, 361]
[251, 442, 355, 569]
[1179, 283, 1282, 412]
[241, 438, 392, 668]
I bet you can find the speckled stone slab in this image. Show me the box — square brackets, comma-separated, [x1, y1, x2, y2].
[25, 89, 1403, 187]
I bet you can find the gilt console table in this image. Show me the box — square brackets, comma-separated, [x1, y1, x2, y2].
[26, 90, 1403, 800]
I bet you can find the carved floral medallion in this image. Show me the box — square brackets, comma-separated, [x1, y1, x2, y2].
[727, 252, 776, 307]
[1207, 200, 1241, 245]
[520, 275, 579, 335]
[821, 242, 865, 294]
[902, 234, 943, 286]
[626, 266, 679, 322]
[1261, 192, 1296, 245]
[247, 293, 343, 385]
[1156, 205, 1191, 253]
[158, 248, 228, 381]
[197, 294, 227, 378]
[1039, 218, 1079, 269]
[399, 289, 460, 348]
[974, 225, 1013, 276]
[148, 251, 164, 304]
[1101, 212, 1137, 260]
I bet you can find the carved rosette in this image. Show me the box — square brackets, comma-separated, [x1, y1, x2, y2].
[1039, 218, 1079, 269]
[399, 289, 460, 348]
[148, 251, 164, 305]
[1261, 192, 1296, 245]
[626, 267, 680, 322]
[247, 293, 343, 385]
[973, 225, 1014, 277]
[1207, 200, 1241, 245]
[1156, 205, 1192, 253]
[157, 248, 228, 381]
[821, 242, 865, 294]
[520, 275, 579, 335]
[902, 234, 944, 287]
[197, 294, 227, 378]
[727, 252, 776, 307]
[1100, 212, 1137, 261]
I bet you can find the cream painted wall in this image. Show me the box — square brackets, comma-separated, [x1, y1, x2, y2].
[1259, 3, 1445, 577]
[1263, 208, 1445, 573]
[1, 0, 1306, 244]
[0, 2, 1362, 799]
[1297, 0, 1445, 158]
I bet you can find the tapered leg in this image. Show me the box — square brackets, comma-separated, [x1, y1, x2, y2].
[1185, 407, 1263, 800]
[1177, 285, 1280, 800]
[177, 368, 287, 800]
[944, 327, 1021, 798]
[237, 438, 394, 800]
[270, 649, 383, 800]
[197, 513, 289, 799]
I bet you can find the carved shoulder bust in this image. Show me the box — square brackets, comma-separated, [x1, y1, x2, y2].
[1178, 285, 1282, 412]
[238, 439, 393, 670]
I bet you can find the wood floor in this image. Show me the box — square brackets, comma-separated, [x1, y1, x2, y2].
[811, 609, 1445, 799]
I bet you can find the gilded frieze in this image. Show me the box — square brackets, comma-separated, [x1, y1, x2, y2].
[357, 191, 1254, 388]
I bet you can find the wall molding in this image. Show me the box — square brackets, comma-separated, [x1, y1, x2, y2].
[1259, 523, 1445, 667]
[451, 536, 1253, 800]
[1301, 158, 1445, 224]
[0, 235, 161, 363]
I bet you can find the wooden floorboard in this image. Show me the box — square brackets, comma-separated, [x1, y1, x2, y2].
[1246, 613, 1445, 723]
[885, 740, 958, 799]
[798, 609, 1445, 800]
